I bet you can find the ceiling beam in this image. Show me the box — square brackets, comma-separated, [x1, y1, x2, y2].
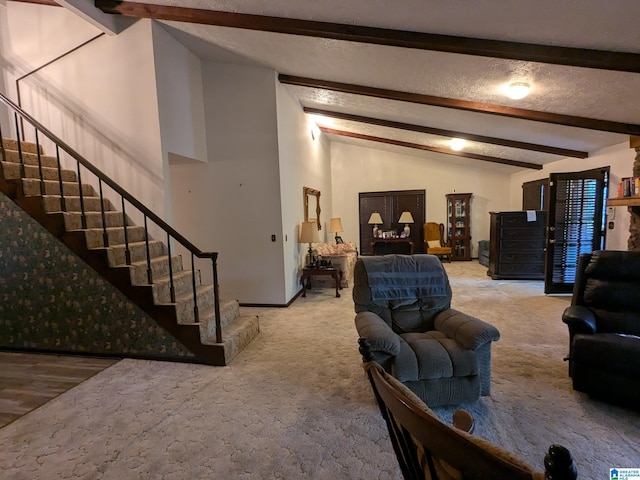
[319, 127, 543, 170]
[94, 1, 640, 73]
[8, 0, 59, 6]
[305, 107, 588, 158]
[284, 75, 640, 135]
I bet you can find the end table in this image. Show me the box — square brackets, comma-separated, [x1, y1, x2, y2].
[301, 267, 342, 298]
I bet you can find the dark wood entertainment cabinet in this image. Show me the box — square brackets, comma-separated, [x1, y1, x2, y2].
[488, 211, 547, 280]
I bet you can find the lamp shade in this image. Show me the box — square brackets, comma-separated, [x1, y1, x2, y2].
[299, 221, 320, 244]
[398, 211, 414, 224]
[329, 217, 344, 234]
[368, 212, 383, 225]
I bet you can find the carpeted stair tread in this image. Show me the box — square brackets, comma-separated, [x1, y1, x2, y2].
[2, 149, 59, 168]
[1, 161, 77, 182]
[202, 313, 260, 364]
[83, 225, 147, 249]
[99, 239, 165, 267]
[197, 300, 241, 333]
[168, 284, 216, 324]
[63, 211, 128, 230]
[41, 194, 114, 214]
[1, 138, 42, 154]
[128, 254, 185, 286]
[22, 178, 97, 197]
[149, 269, 201, 304]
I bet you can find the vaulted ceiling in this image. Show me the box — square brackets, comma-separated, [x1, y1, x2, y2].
[20, 0, 640, 172]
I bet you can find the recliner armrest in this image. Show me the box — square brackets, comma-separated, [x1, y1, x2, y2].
[434, 309, 500, 350]
[562, 305, 597, 335]
[355, 311, 401, 356]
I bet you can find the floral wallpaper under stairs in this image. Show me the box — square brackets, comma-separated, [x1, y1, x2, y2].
[0, 138, 259, 365]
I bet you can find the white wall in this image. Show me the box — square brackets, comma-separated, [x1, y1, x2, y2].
[0, 1, 100, 156]
[276, 82, 332, 300]
[169, 62, 286, 304]
[0, 5, 166, 219]
[330, 143, 512, 256]
[509, 141, 634, 251]
[152, 22, 207, 223]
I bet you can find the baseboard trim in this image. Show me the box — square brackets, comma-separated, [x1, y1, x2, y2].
[240, 288, 304, 308]
[0, 347, 206, 364]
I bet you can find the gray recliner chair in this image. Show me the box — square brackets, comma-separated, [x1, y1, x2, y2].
[353, 254, 500, 407]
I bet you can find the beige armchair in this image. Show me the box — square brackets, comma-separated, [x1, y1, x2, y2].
[424, 222, 452, 262]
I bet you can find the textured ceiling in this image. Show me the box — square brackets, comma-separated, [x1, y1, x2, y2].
[120, 0, 639, 171]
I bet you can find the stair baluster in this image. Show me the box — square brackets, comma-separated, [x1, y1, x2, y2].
[212, 255, 222, 343]
[0, 123, 5, 162]
[98, 178, 109, 247]
[34, 129, 45, 195]
[143, 214, 153, 284]
[55, 145, 66, 211]
[167, 231, 176, 303]
[121, 197, 131, 265]
[191, 253, 199, 322]
[13, 114, 24, 178]
[76, 162, 87, 229]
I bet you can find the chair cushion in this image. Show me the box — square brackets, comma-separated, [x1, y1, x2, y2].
[591, 309, 640, 336]
[427, 240, 441, 249]
[427, 246, 451, 255]
[400, 332, 479, 380]
[584, 278, 640, 313]
[573, 333, 640, 376]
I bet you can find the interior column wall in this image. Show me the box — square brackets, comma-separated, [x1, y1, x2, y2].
[169, 62, 285, 305]
[151, 22, 207, 224]
[276, 81, 332, 300]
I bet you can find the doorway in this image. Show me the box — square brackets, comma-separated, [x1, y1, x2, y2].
[544, 167, 609, 294]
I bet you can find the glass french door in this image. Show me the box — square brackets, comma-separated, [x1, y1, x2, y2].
[544, 167, 609, 294]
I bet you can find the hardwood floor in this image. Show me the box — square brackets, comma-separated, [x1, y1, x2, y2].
[0, 352, 119, 428]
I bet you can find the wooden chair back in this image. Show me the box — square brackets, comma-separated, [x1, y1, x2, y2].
[360, 339, 577, 480]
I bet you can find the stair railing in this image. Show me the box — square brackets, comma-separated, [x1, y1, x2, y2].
[0, 92, 223, 344]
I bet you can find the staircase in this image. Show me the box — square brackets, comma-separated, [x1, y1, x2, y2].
[0, 99, 259, 366]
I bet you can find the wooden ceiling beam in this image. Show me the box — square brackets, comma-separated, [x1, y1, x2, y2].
[8, 0, 59, 6]
[304, 107, 588, 158]
[319, 127, 543, 170]
[284, 75, 640, 135]
[94, 1, 640, 73]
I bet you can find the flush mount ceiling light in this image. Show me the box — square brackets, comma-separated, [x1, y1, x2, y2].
[506, 82, 531, 100]
[449, 138, 466, 151]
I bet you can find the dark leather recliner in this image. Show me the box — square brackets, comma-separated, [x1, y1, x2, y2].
[562, 250, 640, 407]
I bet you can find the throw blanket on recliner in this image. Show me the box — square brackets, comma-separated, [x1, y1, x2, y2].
[362, 255, 448, 301]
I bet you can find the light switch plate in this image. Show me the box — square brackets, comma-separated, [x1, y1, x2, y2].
[606, 206, 615, 219]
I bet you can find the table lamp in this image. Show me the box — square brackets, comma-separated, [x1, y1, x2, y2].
[329, 217, 344, 243]
[398, 211, 414, 236]
[368, 212, 383, 238]
[299, 221, 320, 264]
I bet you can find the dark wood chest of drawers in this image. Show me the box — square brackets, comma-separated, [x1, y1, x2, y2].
[488, 211, 547, 280]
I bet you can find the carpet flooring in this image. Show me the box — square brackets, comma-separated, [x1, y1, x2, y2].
[0, 260, 638, 479]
